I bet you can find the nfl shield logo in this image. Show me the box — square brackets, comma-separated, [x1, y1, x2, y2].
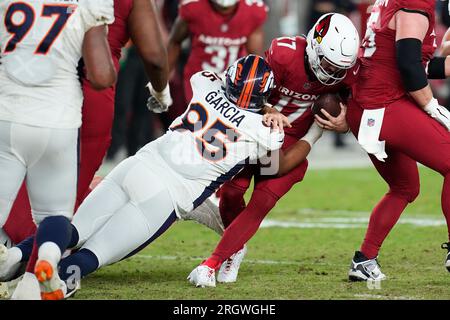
[367, 118, 375, 127]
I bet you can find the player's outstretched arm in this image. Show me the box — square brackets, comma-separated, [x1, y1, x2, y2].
[395, 10, 450, 130]
[83, 26, 117, 90]
[276, 123, 323, 177]
[129, 0, 169, 92]
[167, 17, 190, 73]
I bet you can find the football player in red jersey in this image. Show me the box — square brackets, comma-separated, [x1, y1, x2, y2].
[188, 13, 361, 287]
[167, 0, 268, 102]
[341, 0, 450, 281]
[0, 0, 170, 299]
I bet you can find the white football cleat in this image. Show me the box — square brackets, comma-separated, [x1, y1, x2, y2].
[348, 251, 387, 282]
[187, 265, 216, 288]
[217, 245, 247, 283]
[11, 272, 41, 300]
[0, 246, 23, 282]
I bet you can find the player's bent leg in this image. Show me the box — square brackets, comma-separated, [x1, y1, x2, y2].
[360, 152, 420, 260]
[219, 167, 254, 228]
[71, 178, 129, 248]
[199, 158, 308, 285]
[62, 193, 177, 285]
[0, 121, 28, 229]
[379, 100, 450, 272]
[23, 127, 78, 300]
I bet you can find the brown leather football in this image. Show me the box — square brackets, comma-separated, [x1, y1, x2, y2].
[311, 93, 343, 120]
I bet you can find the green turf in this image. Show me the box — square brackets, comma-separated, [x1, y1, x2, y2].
[74, 166, 450, 300]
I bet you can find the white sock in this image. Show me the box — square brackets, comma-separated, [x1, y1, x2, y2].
[38, 242, 62, 266]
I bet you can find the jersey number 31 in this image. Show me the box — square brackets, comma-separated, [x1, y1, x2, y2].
[4, 2, 75, 55]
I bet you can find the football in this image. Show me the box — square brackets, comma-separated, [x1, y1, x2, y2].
[311, 93, 343, 120]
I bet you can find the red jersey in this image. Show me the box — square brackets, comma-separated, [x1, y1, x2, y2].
[354, 0, 437, 108]
[266, 36, 359, 139]
[180, 0, 267, 100]
[109, 0, 133, 67]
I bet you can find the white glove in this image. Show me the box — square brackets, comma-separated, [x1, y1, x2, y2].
[301, 122, 324, 147]
[424, 98, 450, 131]
[146, 83, 173, 113]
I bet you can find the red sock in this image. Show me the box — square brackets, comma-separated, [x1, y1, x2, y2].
[219, 183, 247, 228]
[361, 193, 409, 259]
[442, 174, 450, 241]
[203, 189, 278, 270]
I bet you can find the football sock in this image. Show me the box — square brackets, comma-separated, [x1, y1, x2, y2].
[35, 216, 72, 263]
[219, 183, 247, 228]
[16, 236, 34, 262]
[361, 193, 408, 259]
[59, 248, 99, 281]
[441, 174, 450, 241]
[68, 224, 80, 248]
[204, 189, 278, 270]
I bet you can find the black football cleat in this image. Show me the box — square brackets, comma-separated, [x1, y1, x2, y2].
[441, 242, 450, 273]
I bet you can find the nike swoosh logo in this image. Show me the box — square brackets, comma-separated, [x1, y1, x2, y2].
[353, 64, 361, 76]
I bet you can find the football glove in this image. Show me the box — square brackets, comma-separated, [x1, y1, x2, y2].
[424, 98, 450, 131]
[146, 83, 173, 113]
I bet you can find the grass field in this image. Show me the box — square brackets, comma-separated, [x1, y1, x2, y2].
[74, 166, 450, 300]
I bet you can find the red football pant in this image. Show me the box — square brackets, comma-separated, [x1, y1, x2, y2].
[347, 97, 450, 259]
[204, 135, 309, 269]
[3, 80, 115, 245]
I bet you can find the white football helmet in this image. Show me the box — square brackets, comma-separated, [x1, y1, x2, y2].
[306, 13, 360, 86]
[211, 0, 239, 7]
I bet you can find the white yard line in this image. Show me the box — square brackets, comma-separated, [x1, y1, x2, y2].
[264, 208, 446, 228]
[353, 293, 417, 300]
[134, 254, 303, 266]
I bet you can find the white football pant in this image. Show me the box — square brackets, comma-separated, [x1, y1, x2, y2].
[0, 120, 77, 226]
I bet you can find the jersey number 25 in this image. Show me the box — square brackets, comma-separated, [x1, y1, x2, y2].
[4, 2, 75, 55]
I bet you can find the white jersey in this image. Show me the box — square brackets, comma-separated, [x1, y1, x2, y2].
[137, 71, 284, 217]
[0, 0, 114, 129]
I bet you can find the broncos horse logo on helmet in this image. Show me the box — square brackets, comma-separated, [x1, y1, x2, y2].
[225, 55, 275, 112]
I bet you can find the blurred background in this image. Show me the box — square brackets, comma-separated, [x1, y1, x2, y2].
[102, 0, 450, 172]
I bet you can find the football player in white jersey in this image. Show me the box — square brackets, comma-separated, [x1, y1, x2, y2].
[0, 0, 116, 299]
[0, 55, 323, 298]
